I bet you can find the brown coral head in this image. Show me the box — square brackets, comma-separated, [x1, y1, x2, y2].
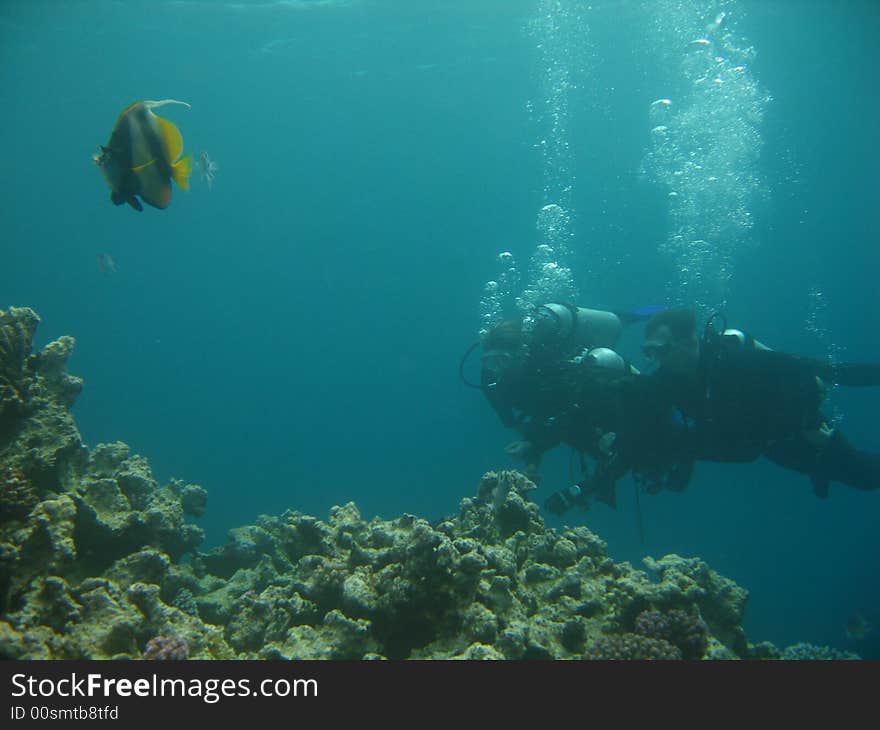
[141, 635, 190, 660]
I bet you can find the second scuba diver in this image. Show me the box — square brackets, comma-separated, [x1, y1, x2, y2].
[544, 308, 880, 514]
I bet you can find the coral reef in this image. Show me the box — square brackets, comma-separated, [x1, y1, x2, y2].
[0, 307, 861, 660]
[0, 307, 41, 430]
[0, 307, 216, 659]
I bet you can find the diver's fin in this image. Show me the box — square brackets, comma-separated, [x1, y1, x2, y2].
[171, 153, 192, 191]
[615, 305, 666, 325]
[811, 474, 830, 499]
[128, 196, 144, 212]
[821, 361, 880, 387]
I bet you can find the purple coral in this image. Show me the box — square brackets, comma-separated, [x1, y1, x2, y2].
[142, 635, 190, 660]
[584, 633, 682, 660]
[634, 609, 708, 660]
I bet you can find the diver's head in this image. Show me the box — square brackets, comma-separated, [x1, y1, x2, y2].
[479, 320, 530, 426]
[482, 319, 524, 352]
[643, 308, 699, 373]
[481, 320, 526, 385]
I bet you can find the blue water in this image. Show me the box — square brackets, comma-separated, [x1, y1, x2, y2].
[2, 0, 878, 657]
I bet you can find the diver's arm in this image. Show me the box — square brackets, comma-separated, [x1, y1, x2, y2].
[719, 332, 880, 386]
[743, 350, 880, 387]
[543, 434, 629, 515]
[511, 417, 565, 477]
[716, 329, 880, 383]
[543, 465, 624, 515]
[585, 438, 631, 507]
[505, 439, 545, 482]
[721, 329, 771, 351]
[814, 361, 880, 387]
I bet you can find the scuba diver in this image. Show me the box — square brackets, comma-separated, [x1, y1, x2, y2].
[545, 308, 880, 515]
[461, 303, 656, 483]
[639, 308, 880, 498]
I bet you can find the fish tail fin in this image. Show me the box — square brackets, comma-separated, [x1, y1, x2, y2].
[172, 154, 192, 191]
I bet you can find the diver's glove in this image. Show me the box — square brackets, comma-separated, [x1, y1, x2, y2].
[544, 485, 585, 516]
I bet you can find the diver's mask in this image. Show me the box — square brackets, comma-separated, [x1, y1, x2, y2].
[642, 339, 672, 362]
[480, 349, 517, 388]
[643, 330, 700, 374]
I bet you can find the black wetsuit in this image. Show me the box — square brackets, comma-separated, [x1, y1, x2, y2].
[654, 337, 880, 497]
[488, 334, 880, 514]
[558, 338, 880, 510]
[483, 355, 612, 461]
[484, 351, 694, 505]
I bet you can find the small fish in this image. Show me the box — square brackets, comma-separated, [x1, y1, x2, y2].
[198, 151, 219, 191]
[94, 99, 193, 212]
[96, 253, 117, 275]
[845, 612, 873, 641]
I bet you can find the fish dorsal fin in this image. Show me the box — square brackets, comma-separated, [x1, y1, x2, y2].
[142, 99, 191, 111]
[155, 115, 185, 162]
[142, 99, 190, 161]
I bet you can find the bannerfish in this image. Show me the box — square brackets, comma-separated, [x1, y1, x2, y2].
[93, 99, 193, 212]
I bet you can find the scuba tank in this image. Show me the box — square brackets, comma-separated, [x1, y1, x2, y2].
[525, 303, 624, 357]
[575, 346, 640, 375]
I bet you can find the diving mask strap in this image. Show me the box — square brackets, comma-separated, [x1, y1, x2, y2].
[458, 341, 484, 389]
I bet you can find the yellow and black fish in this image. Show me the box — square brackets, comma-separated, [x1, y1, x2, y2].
[94, 99, 192, 212]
